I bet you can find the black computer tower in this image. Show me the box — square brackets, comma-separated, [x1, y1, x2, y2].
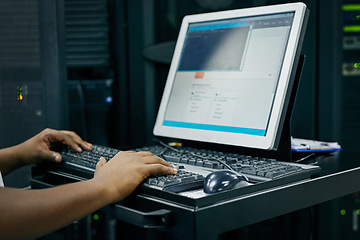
[0, 0, 67, 188]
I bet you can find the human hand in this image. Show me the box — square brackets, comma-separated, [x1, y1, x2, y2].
[92, 151, 177, 203]
[16, 128, 92, 165]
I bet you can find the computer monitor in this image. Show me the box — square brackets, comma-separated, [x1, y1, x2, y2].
[153, 3, 309, 151]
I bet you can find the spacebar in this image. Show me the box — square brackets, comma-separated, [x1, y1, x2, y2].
[164, 180, 204, 193]
[243, 174, 270, 183]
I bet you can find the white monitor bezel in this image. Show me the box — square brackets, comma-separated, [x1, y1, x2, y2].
[153, 2, 308, 150]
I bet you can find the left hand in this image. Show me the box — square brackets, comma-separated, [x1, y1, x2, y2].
[16, 128, 92, 165]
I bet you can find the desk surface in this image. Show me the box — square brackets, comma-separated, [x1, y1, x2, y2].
[31, 150, 360, 240]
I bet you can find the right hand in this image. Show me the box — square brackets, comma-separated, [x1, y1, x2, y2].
[92, 151, 177, 203]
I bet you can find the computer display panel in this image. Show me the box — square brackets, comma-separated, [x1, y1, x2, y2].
[153, 3, 308, 150]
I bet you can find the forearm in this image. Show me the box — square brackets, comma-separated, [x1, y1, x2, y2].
[0, 145, 26, 175]
[0, 179, 111, 240]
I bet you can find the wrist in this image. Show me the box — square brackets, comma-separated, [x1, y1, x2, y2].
[11, 143, 31, 166]
[0, 145, 26, 175]
[87, 178, 115, 205]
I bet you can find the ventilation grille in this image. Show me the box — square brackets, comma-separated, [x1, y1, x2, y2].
[64, 0, 110, 67]
[0, 0, 40, 69]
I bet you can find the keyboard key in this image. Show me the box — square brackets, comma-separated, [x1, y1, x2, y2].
[163, 154, 181, 163]
[188, 159, 196, 165]
[256, 170, 266, 177]
[158, 179, 181, 187]
[178, 175, 196, 182]
[225, 157, 237, 164]
[242, 168, 257, 175]
[203, 161, 216, 168]
[180, 157, 189, 164]
[196, 160, 204, 167]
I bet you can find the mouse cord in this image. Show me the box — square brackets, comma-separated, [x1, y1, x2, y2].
[294, 153, 318, 165]
[158, 140, 238, 173]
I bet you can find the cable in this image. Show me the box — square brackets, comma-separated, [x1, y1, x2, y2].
[295, 153, 317, 164]
[158, 140, 181, 153]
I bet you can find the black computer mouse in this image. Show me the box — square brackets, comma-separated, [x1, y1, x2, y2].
[203, 170, 250, 194]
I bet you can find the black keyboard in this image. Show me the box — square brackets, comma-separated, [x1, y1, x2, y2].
[42, 144, 321, 193]
[52, 145, 205, 193]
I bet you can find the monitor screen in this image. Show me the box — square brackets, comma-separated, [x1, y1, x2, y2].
[154, 3, 308, 150]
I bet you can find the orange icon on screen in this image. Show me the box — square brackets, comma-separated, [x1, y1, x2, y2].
[195, 72, 205, 79]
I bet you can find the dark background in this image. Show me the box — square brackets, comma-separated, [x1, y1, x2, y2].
[0, 0, 359, 239]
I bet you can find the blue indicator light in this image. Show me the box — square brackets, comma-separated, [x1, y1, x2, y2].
[106, 96, 112, 103]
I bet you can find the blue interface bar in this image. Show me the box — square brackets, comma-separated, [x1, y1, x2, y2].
[163, 120, 266, 136]
[189, 22, 251, 32]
